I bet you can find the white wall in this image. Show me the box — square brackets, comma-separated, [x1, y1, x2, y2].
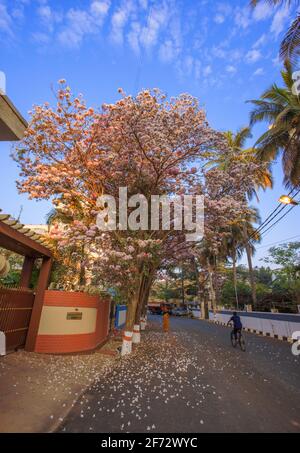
[38, 306, 97, 335]
[209, 310, 300, 340]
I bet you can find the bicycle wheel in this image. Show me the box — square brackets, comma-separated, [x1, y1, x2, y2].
[239, 333, 246, 352]
[231, 332, 237, 348]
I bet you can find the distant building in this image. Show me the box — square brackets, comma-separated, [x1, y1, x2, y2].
[25, 225, 49, 235]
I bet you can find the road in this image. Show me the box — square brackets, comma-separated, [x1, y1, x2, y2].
[58, 316, 300, 433]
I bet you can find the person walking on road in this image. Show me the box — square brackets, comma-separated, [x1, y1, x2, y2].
[162, 306, 170, 333]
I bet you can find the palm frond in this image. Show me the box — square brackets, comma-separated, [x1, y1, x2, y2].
[280, 14, 300, 66]
[234, 127, 252, 149]
[250, 1, 299, 8]
[280, 59, 295, 88]
[261, 85, 291, 104]
[248, 101, 283, 125]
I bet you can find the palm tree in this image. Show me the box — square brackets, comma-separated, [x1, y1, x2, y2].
[250, 1, 300, 65]
[222, 227, 244, 309]
[239, 211, 262, 307]
[195, 244, 219, 312]
[209, 127, 273, 199]
[45, 208, 73, 231]
[249, 61, 300, 187]
[209, 128, 269, 306]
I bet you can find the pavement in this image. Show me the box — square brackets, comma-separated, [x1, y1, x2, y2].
[58, 316, 300, 433]
[0, 339, 120, 433]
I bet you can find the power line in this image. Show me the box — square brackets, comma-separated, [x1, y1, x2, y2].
[248, 203, 287, 240]
[248, 187, 298, 241]
[256, 234, 300, 250]
[258, 202, 298, 239]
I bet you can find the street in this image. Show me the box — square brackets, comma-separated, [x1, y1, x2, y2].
[58, 317, 300, 433]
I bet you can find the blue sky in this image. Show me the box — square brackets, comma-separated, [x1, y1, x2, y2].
[0, 0, 299, 266]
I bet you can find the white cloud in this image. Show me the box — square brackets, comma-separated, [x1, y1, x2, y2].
[194, 59, 201, 79]
[234, 7, 250, 29]
[253, 33, 267, 49]
[111, 2, 132, 45]
[185, 55, 194, 76]
[140, 3, 170, 49]
[37, 4, 63, 32]
[90, 0, 110, 19]
[127, 21, 141, 53]
[253, 67, 264, 76]
[226, 65, 237, 74]
[214, 14, 225, 25]
[252, 3, 273, 22]
[57, 1, 110, 48]
[138, 0, 148, 9]
[159, 39, 179, 62]
[58, 9, 94, 47]
[272, 55, 281, 67]
[0, 2, 13, 36]
[212, 45, 243, 64]
[246, 49, 262, 63]
[203, 65, 212, 77]
[31, 31, 51, 44]
[270, 5, 290, 37]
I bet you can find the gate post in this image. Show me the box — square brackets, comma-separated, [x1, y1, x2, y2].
[25, 256, 52, 352]
[20, 256, 35, 288]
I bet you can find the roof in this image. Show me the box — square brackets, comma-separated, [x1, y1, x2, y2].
[0, 94, 28, 141]
[0, 211, 54, 258]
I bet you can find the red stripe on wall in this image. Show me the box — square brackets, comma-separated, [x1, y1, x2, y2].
[43, 290, 110, 309]
[35, 333, 96, 353]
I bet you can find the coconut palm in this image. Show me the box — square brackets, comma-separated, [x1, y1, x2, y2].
[251, 1, 300, 65]
[222, 227, 244, 309]
[208, 127, 273, 199]
[249, 61, 300, 188]
[45, 208, 73, 231]
[209, 128, 269, 305]
[239, 211, 262, 307]
[222, 210, 261, 309]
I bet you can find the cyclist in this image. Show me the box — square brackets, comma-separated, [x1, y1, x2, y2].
[227, 311, 243, 340]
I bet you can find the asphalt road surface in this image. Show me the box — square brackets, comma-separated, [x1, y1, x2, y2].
[58, 316, 300, 433]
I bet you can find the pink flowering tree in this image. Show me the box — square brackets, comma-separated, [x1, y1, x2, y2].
[14, 82, 261, 353]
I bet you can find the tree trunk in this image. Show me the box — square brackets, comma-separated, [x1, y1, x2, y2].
[207, 258, 217, 312]
[181, 263, 185, 306]
[242, 224, 257, 306]
[232, 248, 239, 310]
[121, 274, 143, 356]
[193, 257, 206, 319]
[135, 275, 149, 324]
[135, 272, 154, 322]
[79, 244, 86, 286]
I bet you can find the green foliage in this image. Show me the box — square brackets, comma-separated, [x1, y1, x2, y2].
[248, 61, 300, 187]
[0, 250, 39, 289]
[262, 241, 300, 269]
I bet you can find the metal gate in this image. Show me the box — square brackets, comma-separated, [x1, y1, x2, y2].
[0, 287, 35, 351]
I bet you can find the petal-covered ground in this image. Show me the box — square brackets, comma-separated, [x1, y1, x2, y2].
[58, 317, 300, 433]
[0, 339, 117, 432]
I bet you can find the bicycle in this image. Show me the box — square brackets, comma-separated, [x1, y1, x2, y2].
[231, 329, 246, 352]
